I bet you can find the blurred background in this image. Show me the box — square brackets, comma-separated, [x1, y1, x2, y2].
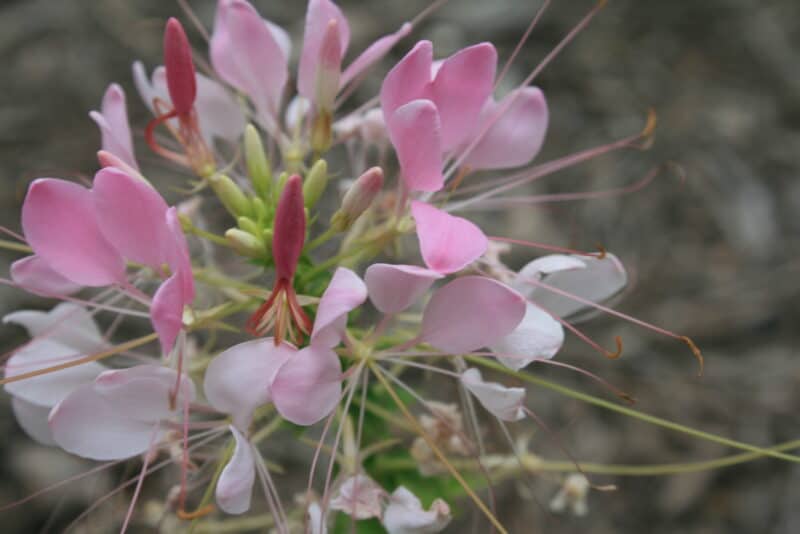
[0, 0, 799, 532]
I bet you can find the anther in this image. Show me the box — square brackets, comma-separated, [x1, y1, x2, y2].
[604, 336, 623, 359]
[680, 335, 704, 377]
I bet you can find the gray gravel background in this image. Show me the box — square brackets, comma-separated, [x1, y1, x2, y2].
[1, 0, 799, 532]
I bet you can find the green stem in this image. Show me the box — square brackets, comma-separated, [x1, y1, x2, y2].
[467, 356, 800, 463]
[0, 239, 32, 254]
[305, 226, 339, 252]
[184, 225, 231, 247]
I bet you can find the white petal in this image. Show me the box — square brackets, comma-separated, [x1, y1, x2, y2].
[490, 302, 564, 370]
[383, 486, 451, 534]
[461, 368, 526, 422]
[12, 397, 56, 445]
[511, 255, 586, 300]
[330, 474, 385, 520]
[216, 426, 256, 515]
[3, 302, 106, 354]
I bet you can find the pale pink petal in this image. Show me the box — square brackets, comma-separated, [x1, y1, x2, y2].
[411, 201, 487, 274]
[330, 474, 385, 520]
[12, 397, 56, 446]
[298, 0, 350, 101]
[307, 502, 327, 534]
[517, 254, 627, 318]
[94, 365, 194, 423]
[490, 302, 564, 370]
[4, 339, 105, 407]
[10, 255, 82, 297]
[164, 207, 195, 303]
[380, 40, 433, 120]
[4, 302, 105, 354]
[211, 0, 288, 122]
[89, 83, 139, 171]
[388, 100, 444, 192]
[461, 368, 525, 422]
[264, 19, 291, 60]
[341, 22, 413, 87]
[271, 345, 342, 425]
[429, 43, 497, 151]
[22, 179, 125, 286]
[204, 339, 294, 431]
[150, 273, 184, 355]
[421, 276, 526, 354]
[364, 263, 442, 314]
[311, 267, 367, 348]
[463, 87, 548, 170]
[49, 383, 160, 460]
[92, 167, 171, 270]
[382, 486, 451, 534]
[216, 425, 256, 515]
[194, 72, 247, 146]
[132, 61, 160, 114]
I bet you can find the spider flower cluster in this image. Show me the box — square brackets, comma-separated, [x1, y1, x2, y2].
[0, 1, 689, 532]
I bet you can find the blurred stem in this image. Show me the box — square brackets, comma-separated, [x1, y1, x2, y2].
[0, 239, 32, 254]
[467, 357, 800, 463]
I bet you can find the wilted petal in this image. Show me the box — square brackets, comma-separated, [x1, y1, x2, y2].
[271, 345, 342, 425]
[4, 339, 105, 407]
[461, 368, 525, 422]
[298, 0, 350, 101]
[429, 42, 497, 151]
[364, 263, 442, 314]
[382, 486, 451, 534]
[93, 167, 171, 270]
[311, 267, 367, 348]
[330, 474, 385, 520]
[4, 302, 105, 354]
[381, 41, 433, 120]
[216, 426, 256, 515]
[93, 365, 194, 423]
[388, 101, 444, 193]
[341, 22, 413, 87]
[490, 302, 564, 370]
[89, 83, 139, 171]
[517, 254, 627, 318]
[12, 397, 56, 446]
[204, 339, 294, 431]
[150, 272, 185, 355]
[411, 201, 487, 274]
[421, 276, 526, 354]
[49, 383, 160, 460]
[22, 179, 125, 286]
[463, 87, 548, 170]
[11, 255, 83, 297]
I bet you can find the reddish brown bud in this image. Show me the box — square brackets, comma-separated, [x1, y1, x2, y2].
[164, 18, 197, 115]
[272, 175, 306, 280]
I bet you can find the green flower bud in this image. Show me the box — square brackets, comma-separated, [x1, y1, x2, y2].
[237, 216, 260, 236]
[331, 167, 384, 231]
[225, 228, 265, 259]
[208, 173, 252, 218]
[303, 159, 328, 209]
[244, 124, 272, 200]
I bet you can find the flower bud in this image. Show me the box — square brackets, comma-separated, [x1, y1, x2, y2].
[315, 20, 342, 113]
[244, 124, 272, 200]
[225, 228, 265, 259]
[303, 159, 329, 209]
[331, 167, 384, 231]
[272, 175, 306, 280]
[208, 174, 252, 218]
[236, 216, 260, 236]
[163, 18, 196, 115]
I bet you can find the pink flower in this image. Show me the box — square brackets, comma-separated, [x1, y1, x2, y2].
[89, 83, 139, 172]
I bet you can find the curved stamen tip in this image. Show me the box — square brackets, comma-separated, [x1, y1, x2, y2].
[604, 336, 623, 359]
[640, 108, 658, 141]
[177, 504, 215, 520]
[680, 335, 704, 376]
[595, 244, 607, 260]
[597, 0, 609, 8]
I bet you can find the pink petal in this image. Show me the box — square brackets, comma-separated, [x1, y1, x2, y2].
[490, 302, 564, 370]
[388, 100, 444, 192]
[4, 339, 105, 408]
[12, 397, 56, 446]
[429, 42, 497, 151]
[364, 263, 442, 314]
[380, 41, 433, 120]
[22, 179, 125, 286]
[411, 201, 487, 274]
[421, 276, 526, 354]
[516, 253, 627, 318]
[89, 83, 139, 171]
[10, 255, 82, 297]
[165, 207, 195, 303]
[92, 167, 171, 270]
[49, 383, 160, 460]
[382, 486, 451, 534]
[150, 273, 184, 355]
[461, 368, 525, 422]
[4, 302, 106, 355]
[216, 426, 256, 515]
[341, 22, 413, 87]
[298, 0, 350, 101]
[311, 267, 367, 348]
[204, 339, 294, 431]
[93, 365, 194, 423]
[463, 87, 548, 170]
[211, 0, 288, 122]
[330, 474, 385, 520]
[271, 345, 342, 426]
[194, 72, 247, 146]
